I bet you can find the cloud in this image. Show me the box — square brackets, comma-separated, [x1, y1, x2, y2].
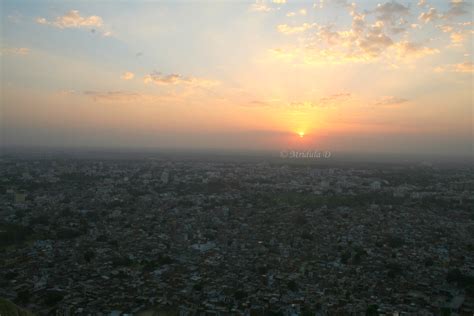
[267, 1, 452, 66]
[394, 41, 439, 58]
[83, 91, 141, 102]
[436, 21, 472, 46]
[120, 72, 135, 80]
[322, 0, 351, 9]
[250, 0, 273, 12]
[374, 1, 409, 20]
[358, 22, 394, 57]
[418, 0, 427, 7]
[434, 62, 474, 73]
[267, 46, 377, 66]
[314, 0, 324, 9]
[444, 0, 471, 18]
[374, 96, 409, 106]
[37, 10, 103, 29]
[246, 100, 273, 107]
[437, 20, 474, 46]
[279, 12, 396, 60]
[419, 8, 441, 23]
[286, 9, 307, 17]
[450, 32, 466, 44]
[277, 23, 315, 34]
[287, 101, 317, 109]
[293, 5, 396, 61]
[315, 25, 342, 45]
[316, 92, 352, 107]
[36, 10, 113, 37]
[80, 90, 193, 104]
[57, 89, 77, 96]
[270, 93, 353, 109]
[7, 12, 23, 24]
[419, 0, 471, 23]
[1, 47, 29, 55]
[244, 93, 352, 110]
[143, 71, 218, 87]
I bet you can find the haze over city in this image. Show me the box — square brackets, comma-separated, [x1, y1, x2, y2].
[1, 0, 473, 156]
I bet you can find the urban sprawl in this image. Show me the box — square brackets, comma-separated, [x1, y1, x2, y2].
[1, 156, 473, 316]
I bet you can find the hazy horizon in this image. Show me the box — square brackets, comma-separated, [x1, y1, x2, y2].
[2, 145, 473, 166]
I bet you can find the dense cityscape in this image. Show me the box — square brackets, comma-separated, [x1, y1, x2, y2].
[1, 153, 473, 315]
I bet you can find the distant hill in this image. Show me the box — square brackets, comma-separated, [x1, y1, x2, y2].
[0, 298, 34, 316]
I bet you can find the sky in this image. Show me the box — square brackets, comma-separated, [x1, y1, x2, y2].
[1, 0, 473, 156]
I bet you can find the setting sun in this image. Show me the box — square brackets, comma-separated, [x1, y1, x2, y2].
[298, 131, 305, 138]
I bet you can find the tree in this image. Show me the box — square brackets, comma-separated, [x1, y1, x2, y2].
[424, 257, 434, 267]
[446, 268, 474, 288]
[56, 228, 81, 239]
[386, 262, 403, 278]
[234, 290, 247, 300]
[353, 252, 362, 265]
[294, 213, 307, 226]
[301, 305, 314, 316]
[366, 304, 379, 316]
[44, 290, 64, 306]
[84, 250, 95, 263]
[0, 224, 31, 247]
[287, 280, 298, 292]
[16, 290, 30, 304]
[385, 235, 405, 248]
[340, 251, 351, 264]
[193, 282, 203, 291]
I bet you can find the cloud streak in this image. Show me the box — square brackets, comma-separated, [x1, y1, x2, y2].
[435, 62, 474, 73]
[37, 10, 103, 29]
[83, 91, 141, 102]
[143, 71, 218, 87]
[374, 96, 409, 106]
[1, 47, 29, 55]
[120, 72, 135, 80]
[316, 92, 352, 107]
[36, 10, 112, 36]
[277, 23, 315, 34]
[394, 41, 439, 58]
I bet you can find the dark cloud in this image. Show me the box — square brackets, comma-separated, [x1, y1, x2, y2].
[445, 0, 470, 18]
[374, 1, 410, 23]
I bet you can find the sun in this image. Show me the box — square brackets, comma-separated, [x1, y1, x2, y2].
[298, 131, 305, 138]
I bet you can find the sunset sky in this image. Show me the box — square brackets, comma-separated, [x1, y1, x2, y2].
[1, 0, 473, 156]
